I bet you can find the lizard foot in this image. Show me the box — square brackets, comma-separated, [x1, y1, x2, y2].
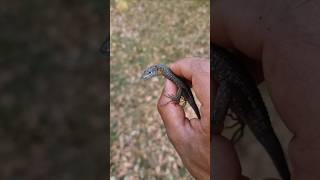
[163, 93, 186, 107]
[164, 93, 180, 102]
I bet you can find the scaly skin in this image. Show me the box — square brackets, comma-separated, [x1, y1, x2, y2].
[212, 44, 291, 180]
[141, 64, 201, 119]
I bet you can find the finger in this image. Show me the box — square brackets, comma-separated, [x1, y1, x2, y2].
[169, 58, 195, 81]
[157, 79, 187, 133]
[169, 58, 208, 84]
[169, 59, 209, 104]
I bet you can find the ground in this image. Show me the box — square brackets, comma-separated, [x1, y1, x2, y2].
[110, 0, 209, 179]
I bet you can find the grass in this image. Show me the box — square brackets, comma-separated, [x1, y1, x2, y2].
[110, 0, 209, 179]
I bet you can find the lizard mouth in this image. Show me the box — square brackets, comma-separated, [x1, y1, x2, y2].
[140, 73, 150, 80]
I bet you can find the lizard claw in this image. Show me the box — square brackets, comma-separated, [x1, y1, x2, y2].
[158, 93, 180, 107]
[163, 93, 187, 107]
[164, 93, 180, 104]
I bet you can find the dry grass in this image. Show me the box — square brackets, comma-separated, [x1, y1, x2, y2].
[110, 0, 209, 179]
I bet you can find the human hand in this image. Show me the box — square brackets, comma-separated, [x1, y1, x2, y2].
[157, 59, 210, 179]
[213, 0, 320, 179]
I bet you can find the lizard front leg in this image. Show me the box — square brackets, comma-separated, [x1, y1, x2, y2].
[212, 83, 232, 134]
[157, 87, 182, 107]
[164, 87, 182, 104]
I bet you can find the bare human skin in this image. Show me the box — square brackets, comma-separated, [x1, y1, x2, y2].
[157, 59, 210, 179]
[213, 0, 320, 180]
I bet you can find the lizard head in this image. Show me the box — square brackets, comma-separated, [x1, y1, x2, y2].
[140, 65, 159, 80]
[140, 64, 163, 80]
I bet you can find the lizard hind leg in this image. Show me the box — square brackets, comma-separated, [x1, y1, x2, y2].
[164, 93, 180, 103]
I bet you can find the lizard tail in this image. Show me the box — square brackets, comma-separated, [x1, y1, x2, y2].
[180, 78, 201, 119]
[186, 89, 201, 119]
[248, 124, 291, 180]
[192, 102, 201, 119]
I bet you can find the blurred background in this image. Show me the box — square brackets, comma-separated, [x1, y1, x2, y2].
[0, 1, 107, 179]
[110, 0, 209, 179]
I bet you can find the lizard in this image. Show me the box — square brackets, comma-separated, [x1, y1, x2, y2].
[212, 43, 291, 180]
[141, 64, 201, 119]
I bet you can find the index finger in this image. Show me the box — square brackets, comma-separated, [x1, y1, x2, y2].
[169, 58, 210, 108]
